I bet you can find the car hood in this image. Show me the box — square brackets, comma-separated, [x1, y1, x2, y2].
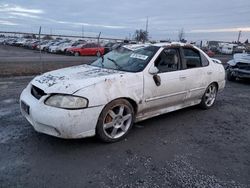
[31, 65, 125, 94]
[228, 53, 250, 66]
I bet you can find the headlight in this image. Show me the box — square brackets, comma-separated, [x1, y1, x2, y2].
[45, 94, 88, 109]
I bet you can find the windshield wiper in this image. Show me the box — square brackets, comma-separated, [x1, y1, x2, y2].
[107, 57, 122, 69]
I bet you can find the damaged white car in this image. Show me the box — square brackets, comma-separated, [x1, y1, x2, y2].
[20, 43, 226, 142]
[226, 53, 250, 81]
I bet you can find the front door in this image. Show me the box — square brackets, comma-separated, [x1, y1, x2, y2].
[143, 48, 188, 113]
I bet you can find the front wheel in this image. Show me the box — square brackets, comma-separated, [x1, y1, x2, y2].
[96, 51, 101, 57]
[226, 69, 236, 81]
[199, 83, 218, 109]
[96, 99, 134, 143]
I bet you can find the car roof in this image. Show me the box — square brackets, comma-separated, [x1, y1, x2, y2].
[123, 44, 151, 51]
[123, 42, 197, 51]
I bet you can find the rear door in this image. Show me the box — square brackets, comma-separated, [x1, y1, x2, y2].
[180, 47, 211, 102]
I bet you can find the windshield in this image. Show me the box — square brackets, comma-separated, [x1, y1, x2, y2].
[91, 46, 160, 72]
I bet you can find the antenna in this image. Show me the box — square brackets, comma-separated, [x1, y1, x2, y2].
[82, 25, 84, 39]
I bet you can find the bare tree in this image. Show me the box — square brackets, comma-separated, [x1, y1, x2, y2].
[178, 28, 185, 42]
[134, 29, 148, 42]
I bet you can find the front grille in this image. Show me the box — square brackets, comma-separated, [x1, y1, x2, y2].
[236, 63, 250, 70]
[31, 85, 46, 100]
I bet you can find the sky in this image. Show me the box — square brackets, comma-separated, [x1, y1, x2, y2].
[0, 0, 250, 42]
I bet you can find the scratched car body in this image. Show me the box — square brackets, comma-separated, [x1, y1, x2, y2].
[20, 42, 226, 142]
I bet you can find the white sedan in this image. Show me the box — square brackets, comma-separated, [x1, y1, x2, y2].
[20, 42, 226, 142]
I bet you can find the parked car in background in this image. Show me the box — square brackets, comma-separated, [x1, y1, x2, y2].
[55, 42, 74, 53]
[203, 49, 215, 57]
[233, 46, 246, 54]
[226, 53, 250, 81]
[67, 43, 105, 56]
[48, 41, 67, 53]
[39, 41, 54, 51]
[20, 42, 225, 142]
[219, 43, 236, 54]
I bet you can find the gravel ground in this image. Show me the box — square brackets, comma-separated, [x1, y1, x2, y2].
[0, 76, 249, 187]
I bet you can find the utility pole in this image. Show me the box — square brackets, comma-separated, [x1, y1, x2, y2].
[143, 16, 149, 43]
[82, 25, 84, 39]
[38, 26, 44, 74]
[237, 30, 242, 44]
[146, 16, 148, 34]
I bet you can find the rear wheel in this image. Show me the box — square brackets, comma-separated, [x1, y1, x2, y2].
[96, 99, 134, 142]
[74, 52, 80, 56]
[199, 83, 218, 109]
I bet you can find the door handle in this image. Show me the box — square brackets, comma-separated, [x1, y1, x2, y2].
[179, 76, 186, 80]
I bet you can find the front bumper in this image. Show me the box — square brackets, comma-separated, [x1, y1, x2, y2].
[231, 68, 250, 79]
[20, 84, 104, 139]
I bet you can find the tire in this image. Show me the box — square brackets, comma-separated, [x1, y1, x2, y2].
[199, 83, 218, 109]
[227, 69, 236, 81]
[96, 99, 135, 143]
[74, 52, 80, 56]
[96, 51, 101, 57]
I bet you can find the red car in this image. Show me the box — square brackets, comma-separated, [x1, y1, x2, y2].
[67, 43, 105, 56]
[203, 49, 215, 57]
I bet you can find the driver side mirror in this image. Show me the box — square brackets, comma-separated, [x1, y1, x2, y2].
[149, 66, 161, 86]
[149, 66, 159, 75]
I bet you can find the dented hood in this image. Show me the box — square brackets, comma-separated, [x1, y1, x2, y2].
[31, 64, 124, 94]
[228, 53, 250, 66]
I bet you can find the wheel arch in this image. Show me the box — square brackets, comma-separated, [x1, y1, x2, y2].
[95, 97, 138, 142]
[210, 81, 218, 90]
[103, 97, 138, 115]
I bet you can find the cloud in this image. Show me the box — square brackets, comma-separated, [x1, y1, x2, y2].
[0, 0, 249, 41]
[190, 27, 250, 33]
[52, 20, 127, 29]
[9, 12, 41, 19]
[0, 4, 44, 14]
[0, 20, 19, 26]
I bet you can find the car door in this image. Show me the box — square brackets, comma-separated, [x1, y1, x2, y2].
[180, 47, 210, 102]
[143, 47, 188, 112]
[80, 43, 92, 55]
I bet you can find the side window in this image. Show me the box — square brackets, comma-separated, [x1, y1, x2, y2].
[85, 43, 91, 48]
[183, 48, 202, 69]
[155, 48, 180, 73]
[200, 53, 209, 66]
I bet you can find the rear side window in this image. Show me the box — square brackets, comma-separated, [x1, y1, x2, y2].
[200, 53, 209, 66]
[183, 48, 202, 69]
[85, 43, 91, 48]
